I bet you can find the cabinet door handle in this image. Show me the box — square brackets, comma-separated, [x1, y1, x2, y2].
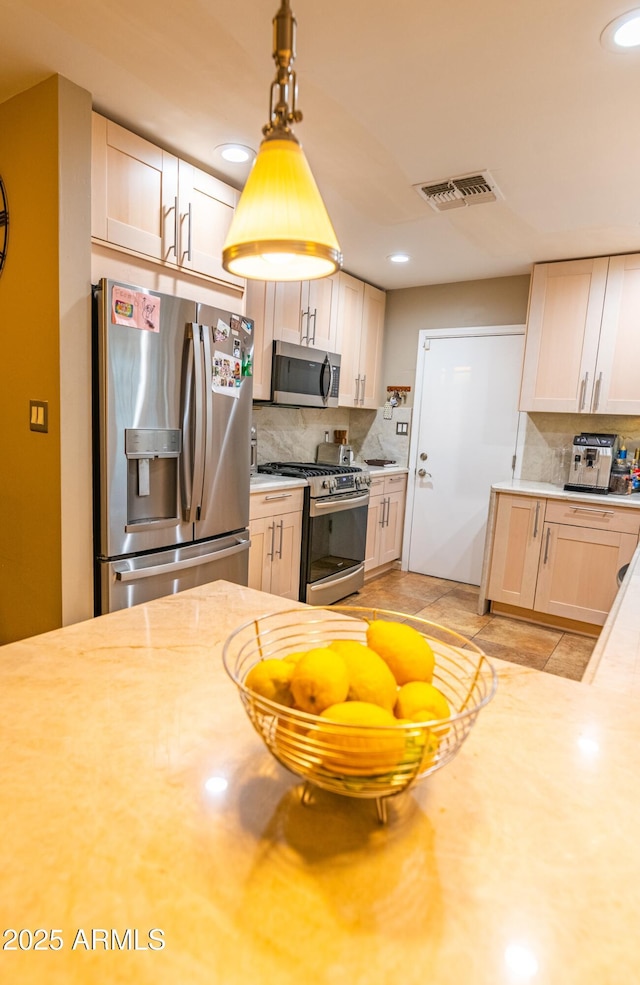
[355, 376, 361, 404]
[264, 493, 293, 501]
[171, 195, 179, 258]
[378, 498, 386, 527]
[310, 309, 317, 345]
[593, 371, 603, 411]
[579, 372, 588, 411]
[183, 202, 193, 261]
[267, 522, 275, 560]
[277, 519, 284, 559]
[543, 527, 551, 565]
[569, 506, 615, 516]
[533, 501, 540, 538]
[360, 374, 366, 405]
[300, 308, 310, 344]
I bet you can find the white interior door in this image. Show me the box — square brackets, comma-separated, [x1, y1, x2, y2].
[405, 328, 525, 585]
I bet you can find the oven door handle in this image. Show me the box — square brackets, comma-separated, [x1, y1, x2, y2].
[309, 492, 370, 516]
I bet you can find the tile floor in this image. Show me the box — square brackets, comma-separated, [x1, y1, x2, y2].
[340, 569, 597, 682]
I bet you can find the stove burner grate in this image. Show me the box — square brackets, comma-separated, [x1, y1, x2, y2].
[258, 461, 362, 478]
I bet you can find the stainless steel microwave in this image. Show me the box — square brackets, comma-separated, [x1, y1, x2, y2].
[270, 340, 341, 408]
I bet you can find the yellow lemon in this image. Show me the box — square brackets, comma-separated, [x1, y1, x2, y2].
[394, 681, 451, 723]
[366, 619, 435, 685]
[282, 650, 306, 666]
[316, 701, 409, 775]
[329, 639, 398, 712]
[290, 648, 349, 715]
[244, 658, 295, 707]
[395, 718, 441, 770]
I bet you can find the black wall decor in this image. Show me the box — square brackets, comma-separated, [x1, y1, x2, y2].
[0, 176, 8, 277]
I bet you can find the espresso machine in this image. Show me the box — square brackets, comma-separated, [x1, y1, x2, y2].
[564, 433, 619, 494]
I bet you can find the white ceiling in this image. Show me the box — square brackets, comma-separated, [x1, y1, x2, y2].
[2, 0, 640, 290]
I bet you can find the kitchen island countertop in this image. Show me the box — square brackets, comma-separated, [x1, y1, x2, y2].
[2, 579, 640, 984]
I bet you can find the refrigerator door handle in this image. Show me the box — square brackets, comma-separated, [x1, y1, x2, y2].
[114, 537, 250, 582]
[181, 325, 206, 523]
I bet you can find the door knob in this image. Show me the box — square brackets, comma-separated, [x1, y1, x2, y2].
[418, 469, 432, 478]
[419, 452, 428, 461]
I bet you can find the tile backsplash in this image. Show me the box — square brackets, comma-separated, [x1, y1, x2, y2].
[520, 413, 640, 483]
[252, 404, 413, 466]
[252, 406, 640, 480]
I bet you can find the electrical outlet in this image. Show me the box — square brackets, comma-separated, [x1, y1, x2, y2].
[396, 422, 408, 436]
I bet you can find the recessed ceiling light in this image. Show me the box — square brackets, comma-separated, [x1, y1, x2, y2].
[216, 143, 255, 164]
[601, 8, 640, 49]
[387, 252, 411, 263]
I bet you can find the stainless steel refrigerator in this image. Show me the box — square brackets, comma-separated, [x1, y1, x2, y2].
[93, 278, 254, 613]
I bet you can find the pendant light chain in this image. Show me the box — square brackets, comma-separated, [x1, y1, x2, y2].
[265, 0, 303, 137]
[221, 0, 342, 281]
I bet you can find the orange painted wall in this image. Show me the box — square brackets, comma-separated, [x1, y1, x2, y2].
[0, 76, 92, 643]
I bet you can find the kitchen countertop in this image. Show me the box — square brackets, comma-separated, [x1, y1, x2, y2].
[491, 477, 640, 509]
[583, 536, 640, 695]
[3, 580, 640, 984]
[250, 474, 307, 493]
[362, 463, 409, 477]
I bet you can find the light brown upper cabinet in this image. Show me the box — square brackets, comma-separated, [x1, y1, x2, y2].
[519, 254, 640, 414]
[91, 113, 242, 290]
[175, 161, 242, 288]
[335, 273, 385, 408]
[271, 277, 338, 351]
[244, 280, 275, 401]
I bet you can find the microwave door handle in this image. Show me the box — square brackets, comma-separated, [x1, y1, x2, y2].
[181, 324, 206, 523]
[320, 353, 333, 405]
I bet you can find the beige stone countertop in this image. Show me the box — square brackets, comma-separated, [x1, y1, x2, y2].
[358, 463, 409, 477]
[3, 579, 640, 984]
[492, 477, 640, 509]
[250, 474, 307, 493]
[583, 539, 640, 695]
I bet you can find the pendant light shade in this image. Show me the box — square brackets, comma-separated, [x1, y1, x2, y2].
[221, 0, 342, 281]
[222, 135, 341, 281]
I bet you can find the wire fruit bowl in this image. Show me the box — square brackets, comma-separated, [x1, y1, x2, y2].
[223, 606, 497, 821]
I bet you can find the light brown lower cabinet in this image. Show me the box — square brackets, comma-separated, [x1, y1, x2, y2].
[248, 488, 303, 600]
[534, 522, 636, 624]
[487, 494, 545, 608]
[487, 493, 640, 628]
[365, 474, 407, 573]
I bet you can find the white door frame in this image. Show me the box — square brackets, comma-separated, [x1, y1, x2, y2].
[401, 325, 526, 573]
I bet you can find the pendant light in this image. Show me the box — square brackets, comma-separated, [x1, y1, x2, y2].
[222, 0, 342, 281]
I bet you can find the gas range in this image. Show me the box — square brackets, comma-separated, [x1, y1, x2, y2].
[257, 462, 371, 605]
[258, 462, 371, 499]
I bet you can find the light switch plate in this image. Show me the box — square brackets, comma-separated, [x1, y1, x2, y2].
[396, 421, 408, 435]
[29, 400, 48, 433]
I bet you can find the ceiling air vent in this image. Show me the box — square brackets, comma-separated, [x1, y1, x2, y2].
[413, 171, 501, 212]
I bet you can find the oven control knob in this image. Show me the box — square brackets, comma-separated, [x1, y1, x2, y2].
[322, 478, 337, 490]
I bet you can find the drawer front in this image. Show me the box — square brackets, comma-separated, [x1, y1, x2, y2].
[545, 499, 640, 535]
[369, 475, 386, 497]
[250, 488, 304, 520]
[384, 473, 407, 495]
